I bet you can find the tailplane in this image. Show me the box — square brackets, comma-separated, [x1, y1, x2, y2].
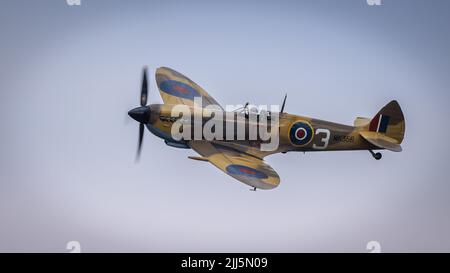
[353, 117, 371, 127]
[357, 100, 405, 152]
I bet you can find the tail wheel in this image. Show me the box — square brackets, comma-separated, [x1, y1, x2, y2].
[374, 152, 382, 160]
[369, 150, 382, 160]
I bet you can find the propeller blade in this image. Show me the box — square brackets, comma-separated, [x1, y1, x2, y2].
[136, 123, 144, 162]
[280, 93, 287, 113]
[140, 67, 148, 106]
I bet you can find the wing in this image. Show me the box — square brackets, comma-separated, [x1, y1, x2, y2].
[189, 141, 280, 190]
[155, 67, 223, 110]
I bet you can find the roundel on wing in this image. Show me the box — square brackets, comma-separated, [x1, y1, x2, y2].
[159, 80, 201, 100]
[289, 121, 314, 146]
[226, 164, 268, 179]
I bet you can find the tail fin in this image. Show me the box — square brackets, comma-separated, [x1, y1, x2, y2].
[368, 100, 405, 144]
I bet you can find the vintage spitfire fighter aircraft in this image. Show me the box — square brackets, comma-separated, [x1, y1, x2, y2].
[128, 67, 405, 190]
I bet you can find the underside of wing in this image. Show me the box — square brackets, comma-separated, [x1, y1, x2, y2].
[188, 141, 280, 190]
[210, 140, 278, 159]
[155, 67, 223, 110]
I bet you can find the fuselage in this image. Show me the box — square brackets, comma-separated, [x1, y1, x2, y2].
[144, 104, 376, 155]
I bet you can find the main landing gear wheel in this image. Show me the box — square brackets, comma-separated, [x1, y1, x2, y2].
[369, 150, 382, 160]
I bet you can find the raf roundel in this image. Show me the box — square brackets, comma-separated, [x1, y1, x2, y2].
[159, 80, 201, 100]
[226, 164, 268, 179]
[289, 121, 314, 146]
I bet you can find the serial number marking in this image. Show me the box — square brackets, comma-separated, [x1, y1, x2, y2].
[334, 135, 354, 143]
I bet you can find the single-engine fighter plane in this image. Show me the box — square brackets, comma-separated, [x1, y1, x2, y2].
[128, 67, 405, 190]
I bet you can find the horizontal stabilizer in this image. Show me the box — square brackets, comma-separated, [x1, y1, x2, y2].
[354, 117, 371, 127]
[360, 131, 402, 152]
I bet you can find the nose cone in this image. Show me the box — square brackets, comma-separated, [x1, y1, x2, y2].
[128, 106, 150, 123]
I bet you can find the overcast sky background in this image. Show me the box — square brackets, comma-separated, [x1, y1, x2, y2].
[1, 0, 449, 252]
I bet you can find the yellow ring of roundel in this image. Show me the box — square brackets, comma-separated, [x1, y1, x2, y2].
[288, 120, 315, 147]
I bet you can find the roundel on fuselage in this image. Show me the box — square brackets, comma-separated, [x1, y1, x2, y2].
[289, 121, 314, 146]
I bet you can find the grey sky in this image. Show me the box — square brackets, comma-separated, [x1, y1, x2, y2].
[0, 0, 449, 252]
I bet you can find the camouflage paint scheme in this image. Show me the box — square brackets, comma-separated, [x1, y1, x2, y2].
[144, 67, 405, 190]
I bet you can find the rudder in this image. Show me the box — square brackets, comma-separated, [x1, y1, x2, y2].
[368, 100, 405, 144]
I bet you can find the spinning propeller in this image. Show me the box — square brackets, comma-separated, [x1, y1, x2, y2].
[128, 67, 152, 162]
